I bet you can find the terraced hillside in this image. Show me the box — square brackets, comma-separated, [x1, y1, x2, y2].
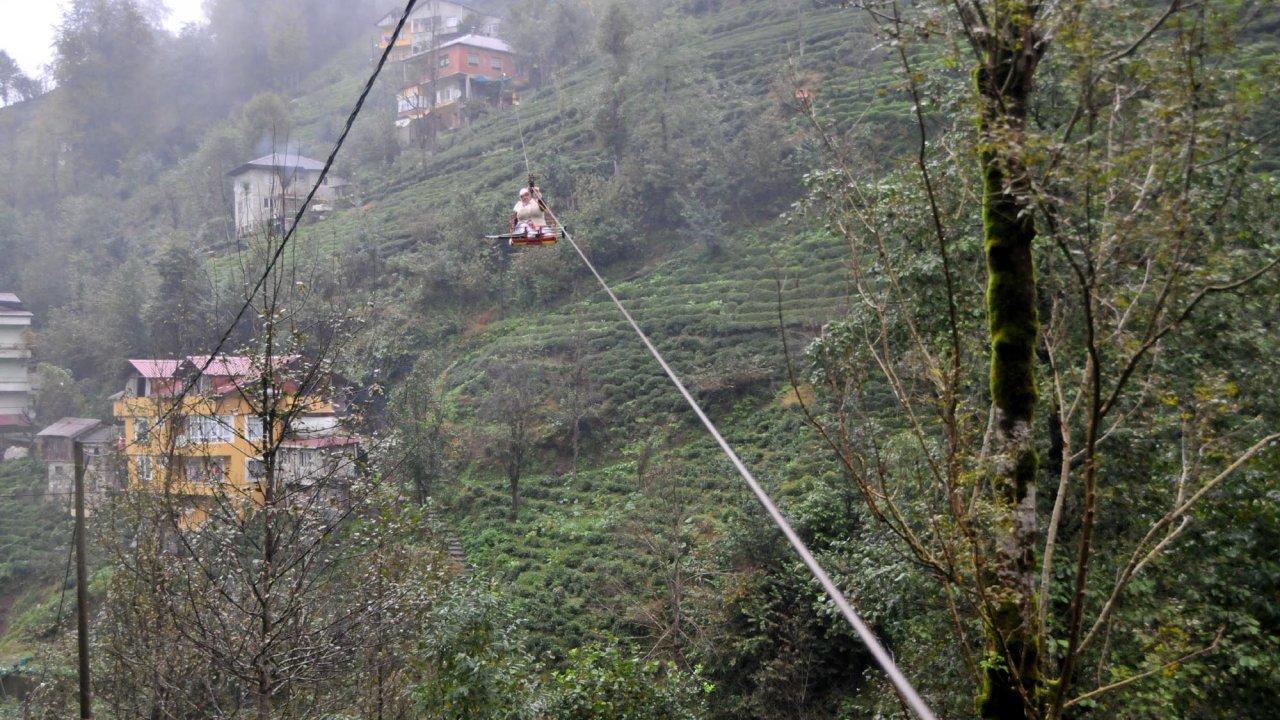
[273, 0, 896, 657]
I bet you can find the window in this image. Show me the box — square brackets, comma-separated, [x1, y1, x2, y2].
[135, 456, 152, 484]
[247, 458, 266, 479]
[467, 53, 480, 66]
[262, 197, 271, 209]
[134, 376, 147, 397]
[134, 417, 153, 444]
[182, 415, 233, 445]
[445, 16, 459, 29]
[185, 457, 227, 485]
[245, 415, 266, 443]
[491, 57, 502, 70]
[439, 55, 450, 68]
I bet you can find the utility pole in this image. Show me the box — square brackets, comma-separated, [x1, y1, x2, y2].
[72, 440, 93, 718]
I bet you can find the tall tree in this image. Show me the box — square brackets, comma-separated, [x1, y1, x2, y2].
[147, 241, 215, 356]
[480, 358, 545, 522]
[52, 0, 159, 176]
[0, 50, 37, 105]
[964, 2, 1046, 715]
[796, 2, 1280, 718]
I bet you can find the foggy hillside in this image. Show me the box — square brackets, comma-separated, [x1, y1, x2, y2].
[1, 1, 1279, 718]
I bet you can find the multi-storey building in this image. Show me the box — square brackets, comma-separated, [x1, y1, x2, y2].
[375, 0, 501, 62]
[376, 2, 526, 137]
[0, 293, 34, 450]
[112, 356, 361, 515]
[395, 34, 528, 132]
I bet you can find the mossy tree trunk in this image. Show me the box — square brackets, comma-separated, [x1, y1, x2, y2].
[972, 5, 1046, 719]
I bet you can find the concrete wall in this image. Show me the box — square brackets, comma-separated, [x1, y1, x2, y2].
[231, 167, 346, 237]
[0, 313, 32, 416]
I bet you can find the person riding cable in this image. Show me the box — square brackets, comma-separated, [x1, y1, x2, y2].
[511, 186, 549, 237]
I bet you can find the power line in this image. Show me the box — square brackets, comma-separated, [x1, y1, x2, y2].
[538, 200, 938, 720]
[152, 0, 420, 428]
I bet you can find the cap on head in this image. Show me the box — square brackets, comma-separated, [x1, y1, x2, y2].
[519, 187, 531, 196]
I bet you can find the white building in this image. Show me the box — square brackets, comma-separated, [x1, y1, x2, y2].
[227, 153, 351, 238]
[376, 0, 502, 61]
[0, 293, 34, 449]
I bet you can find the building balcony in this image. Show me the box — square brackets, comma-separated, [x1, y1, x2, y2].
[0, 343, 30, 359]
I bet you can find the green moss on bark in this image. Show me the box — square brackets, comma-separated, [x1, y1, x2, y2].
[975, 55, 1043, 720]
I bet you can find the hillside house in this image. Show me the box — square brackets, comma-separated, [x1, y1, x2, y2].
[0, 293, 34, 450]
[376, 0, 501, 63]
[395, 34, 527, 135]
[376, 3, 524, 139]
[36, 418, 119, 506]
[228, 153, 351, 238]
[112, 356, 362, 522]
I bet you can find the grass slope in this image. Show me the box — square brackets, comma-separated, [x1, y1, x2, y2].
[264, 1, 892, 653]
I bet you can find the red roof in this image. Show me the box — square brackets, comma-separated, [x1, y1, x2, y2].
[0, 413, 30, 428]
[128, 359, 182, 378]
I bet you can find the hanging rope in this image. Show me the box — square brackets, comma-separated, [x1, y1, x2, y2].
[513, 94, 533, 177]
[535, 200, 938, 720]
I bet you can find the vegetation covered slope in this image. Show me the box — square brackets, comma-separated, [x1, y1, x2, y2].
[2, 0, 1279, 718]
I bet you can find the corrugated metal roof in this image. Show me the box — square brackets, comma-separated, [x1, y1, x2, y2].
[0, 413, 30, 428]
[79, 425, 118, 444]
[437, 34, 512, 53]
[227, 153, 337, 177]
[186, 355, 255, 377]
[128, 359, 182, 378]
[36, 417, 101, 438]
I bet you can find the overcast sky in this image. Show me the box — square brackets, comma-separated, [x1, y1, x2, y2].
[0, 0, 206, 77]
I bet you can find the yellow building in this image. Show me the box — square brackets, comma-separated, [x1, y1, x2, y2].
[112, 357, 360, 506]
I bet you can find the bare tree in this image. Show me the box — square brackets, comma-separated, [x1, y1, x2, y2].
[391, 354, 454, 503]
[94, 180, 451, 718]
[480, 357, 546, 522]
[559, 305, 602, 481]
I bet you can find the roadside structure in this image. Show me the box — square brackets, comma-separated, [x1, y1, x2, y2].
[0, 293, 34, 452]
[227, 153, 351, 238]
[36, 418, 118, 507]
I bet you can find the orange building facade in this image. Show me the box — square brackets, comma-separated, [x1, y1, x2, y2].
[112, 357, 360, 513]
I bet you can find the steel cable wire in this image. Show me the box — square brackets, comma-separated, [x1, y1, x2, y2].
[536, 198, 938, 720]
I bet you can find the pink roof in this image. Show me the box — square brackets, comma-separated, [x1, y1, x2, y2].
[186, 355, 254, 377]
[181, 355, 300, 378]
[0, 413, 30, 428]
[128, 359, 182, 378]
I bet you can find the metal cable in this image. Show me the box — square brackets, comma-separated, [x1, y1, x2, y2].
[540, 202, 938, 720]
[149, 0, 420, 430]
